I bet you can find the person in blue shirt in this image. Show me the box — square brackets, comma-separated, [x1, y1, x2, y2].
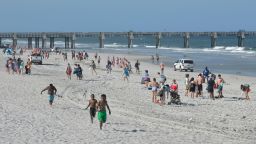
[203, 67, 210, 82]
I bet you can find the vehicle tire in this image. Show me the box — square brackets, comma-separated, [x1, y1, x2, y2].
[39, 62, 42, 65]
[179, 67, 182, 72]
[185, 69, 188, 72]
[191, 69, 193, 72]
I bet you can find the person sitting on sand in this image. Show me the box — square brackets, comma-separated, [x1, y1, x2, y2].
[143, 70, 150, 87]
[189, 77, 196, 98]
[149, 78, 159, 103]
[85, 94, 98, 123]
[41, 84, 57, 106]
[185, 74, 190, 96]
[97, 94, 111, 130]
[216, 74, 225, 98]
[241, 84, 251, 100]
[207, 77, 215, 100]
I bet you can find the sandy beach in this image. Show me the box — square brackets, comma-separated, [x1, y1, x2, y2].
[0, 50, 256, 144]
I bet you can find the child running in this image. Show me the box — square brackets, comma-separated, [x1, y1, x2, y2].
[85, 94, 98, 123]
[97, 94, 111, 130]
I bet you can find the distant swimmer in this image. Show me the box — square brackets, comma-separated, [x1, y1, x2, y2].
[85, 94, 98, 124]
[97, 94, 111, 130]
[41, 84, 57, 106]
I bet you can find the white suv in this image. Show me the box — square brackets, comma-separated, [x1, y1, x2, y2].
[174, 59, 194, 72]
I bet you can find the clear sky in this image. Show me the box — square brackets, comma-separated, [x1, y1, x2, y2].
[0, 0, 255, 32]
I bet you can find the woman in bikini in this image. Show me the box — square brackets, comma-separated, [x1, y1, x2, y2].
[149, 78, 159, 103]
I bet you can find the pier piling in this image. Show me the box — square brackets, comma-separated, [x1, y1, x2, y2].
[65, 37, 70, 49]
[128, 32, 134, 48]
[99, 32, 105, 48]
[0, 38, 1, 46]
[238, 32, 245, 47]
[12, 33, 17, 49]
[28, 37, 32, 49]
[42, 34, 47, 49]
[71, 34, 76, 49]
[156, 32, 161, 48]
[211, 32, 217, 48]
[183, 32, 190, 48]
[50, 37, 54, 48]
[35, 37, 40, 48]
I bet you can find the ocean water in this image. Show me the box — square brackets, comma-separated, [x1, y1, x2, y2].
[1, 36, 256, 77]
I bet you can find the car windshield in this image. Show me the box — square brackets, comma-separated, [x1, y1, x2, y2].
[184, 60, 193, 64]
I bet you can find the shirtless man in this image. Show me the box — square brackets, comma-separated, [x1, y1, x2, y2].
[41, 84, 57, 106]
[149, 78, 159, 103]
[85, 94, 98, 124]
[97, 94, 111, 130]
[196, 73, 204, 97]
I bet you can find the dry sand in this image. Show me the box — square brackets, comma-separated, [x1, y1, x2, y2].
[0, 50, 256, 144]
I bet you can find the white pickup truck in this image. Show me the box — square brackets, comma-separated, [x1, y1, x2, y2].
[31, 54, 43, 65]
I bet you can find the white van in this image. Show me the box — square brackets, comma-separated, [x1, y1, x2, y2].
[173, 59, 194, 72]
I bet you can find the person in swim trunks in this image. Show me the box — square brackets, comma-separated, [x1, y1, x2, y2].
[85, 94, 98, 124]
[97, 94, 111, 130]
[149, 78, 159, 103]
[41, 84, 57, 106]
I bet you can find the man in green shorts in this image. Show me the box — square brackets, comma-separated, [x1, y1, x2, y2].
[97, 94, 111, 130]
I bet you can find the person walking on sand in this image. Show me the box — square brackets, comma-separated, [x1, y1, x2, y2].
[189, 77, 196, 98]
[66, 63, 72, 80]
[149, 78, 159, 103]
[207, 77, 215, 100]
[90, 60, 97, 75]
[241, 84, 251, 100]
[97, 56, 101, 66]
[41, 84, 57, 106]
[135, 60, 140, 74]
[97, 94, 111, 130]
[160, 62, 165, 74]
[85, 94, 98, 124]
[216, 74, 225, 98]
[203, 67, 210, 82]
[123, 65, 129, 82]
[151, 55, 154, 63]
[156, 54, 159, 63]
[185, 74, 190, 96]
[196, 73, 204, 97]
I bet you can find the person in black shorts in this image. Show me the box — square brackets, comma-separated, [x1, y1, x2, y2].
[85, 94, 98, 123]
[207, 77, 215, 100]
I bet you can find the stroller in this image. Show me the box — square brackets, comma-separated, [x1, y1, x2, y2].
[168, 90, 181, 105]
